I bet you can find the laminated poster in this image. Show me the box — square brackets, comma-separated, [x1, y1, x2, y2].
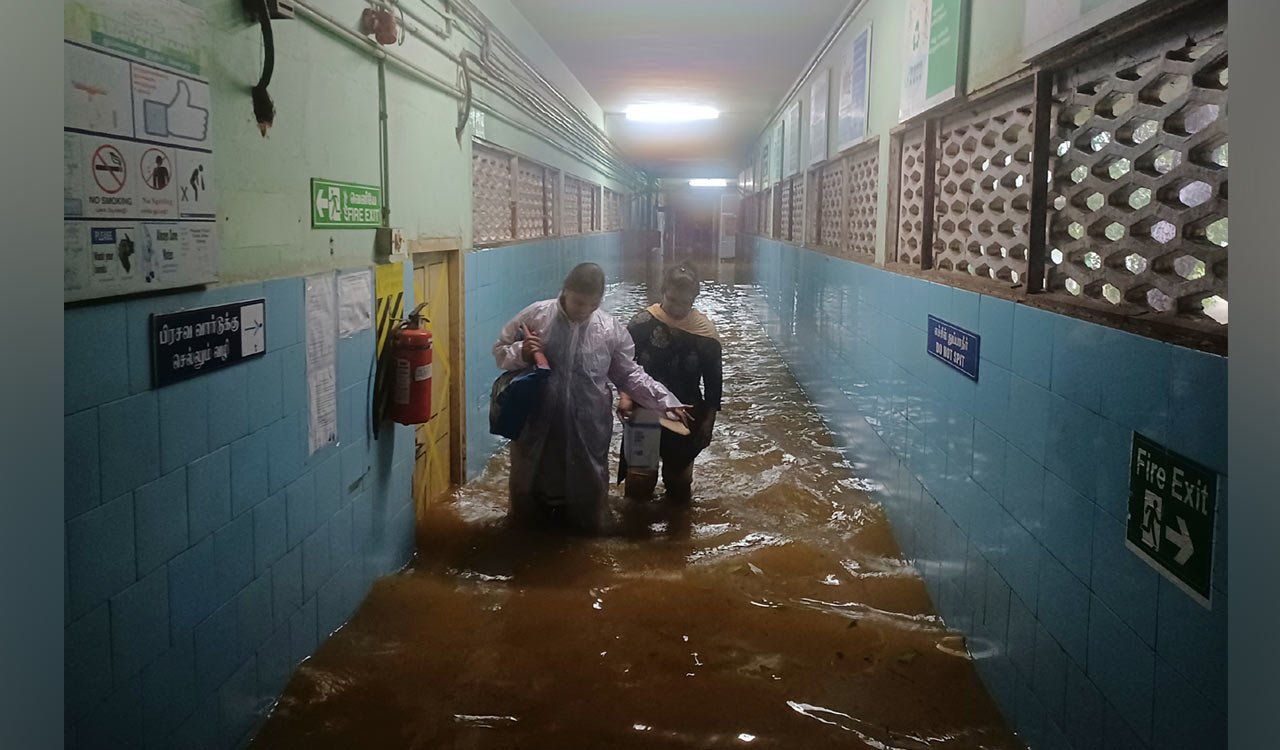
[64, 0, 217, 302]
[809, 69, 830, 166]
[306, 273, 339, 454]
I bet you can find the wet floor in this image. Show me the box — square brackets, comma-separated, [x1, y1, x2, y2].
[252, 266, 1020, 749]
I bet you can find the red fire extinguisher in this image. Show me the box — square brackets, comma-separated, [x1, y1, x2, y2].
[390, 303, 432, 425]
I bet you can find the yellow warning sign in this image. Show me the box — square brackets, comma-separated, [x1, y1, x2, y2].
[374, 262, 404, 356]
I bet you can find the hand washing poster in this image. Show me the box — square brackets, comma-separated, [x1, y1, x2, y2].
[898, 0, 968, 122]
[808, 69, 829, 166]
[837, 25, 872, 151]
[783, 101, 801, 178]
[64, 0, 217, 302]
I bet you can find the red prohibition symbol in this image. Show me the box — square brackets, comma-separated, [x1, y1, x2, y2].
[92, 144, 126, 194]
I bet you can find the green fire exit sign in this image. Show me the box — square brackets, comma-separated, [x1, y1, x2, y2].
[311, 178, 383, 228]
[1126, 432, 1219, 608]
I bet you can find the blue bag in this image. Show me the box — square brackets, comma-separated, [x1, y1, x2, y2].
[489, 365, 549, 440]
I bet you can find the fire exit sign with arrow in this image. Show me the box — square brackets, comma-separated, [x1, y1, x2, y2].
[311, 178, 382, 229]
[1125, 432, 1219, 608]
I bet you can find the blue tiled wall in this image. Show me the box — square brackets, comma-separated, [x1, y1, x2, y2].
[64, 267, 417, 749]
[463, 233, 624, 478]
[744, 237, 1227, 750]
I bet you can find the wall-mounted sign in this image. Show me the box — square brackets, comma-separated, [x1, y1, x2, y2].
[311, 178, 383, 229]
[150, 299, 266, 387]
[838, 25, 873, 150]
[783, 101, 802, 178]
[809, 69, 830, 166]
[1023, 0, 1152, 60]
[752, 141, 762, 189]
[64, 0, 218, 303]
[899, 0, 968, 122]
[1126, 433, 1219, 607]
[770, 121, 785, 186]
[927, 315, 980, 380]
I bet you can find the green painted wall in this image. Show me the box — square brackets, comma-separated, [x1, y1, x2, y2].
[750, 0, 1067, 264]
[968, 0, 1029, 92]
[190, 0, 624, 286]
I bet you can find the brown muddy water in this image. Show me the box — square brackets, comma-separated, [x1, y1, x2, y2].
[252, 276, 1020, 750]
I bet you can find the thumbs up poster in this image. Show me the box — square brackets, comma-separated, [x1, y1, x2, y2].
[63, 0, 217, 302]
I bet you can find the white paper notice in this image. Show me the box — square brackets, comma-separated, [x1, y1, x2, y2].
[305, 274, 338, 454]
[338, 269, 373, 338]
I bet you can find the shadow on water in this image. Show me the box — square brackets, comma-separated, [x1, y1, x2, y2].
[252, 260, 1021, 750]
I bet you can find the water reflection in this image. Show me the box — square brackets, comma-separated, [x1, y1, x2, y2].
[252, 263, 1019, 749]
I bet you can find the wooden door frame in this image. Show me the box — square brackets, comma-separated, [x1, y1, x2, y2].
[409, 244, 465, 498]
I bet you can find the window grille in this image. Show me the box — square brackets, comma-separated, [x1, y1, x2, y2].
[768, 184, 778, 236]
[1047, 23, 1227, 326]
[809, 142, 877, 257]
[588, 184, 601, 232]
[790, 176, 806, 243]
[779, 180, 793, 241]
[817, 161, 843, 248]
[934, 91, 1036, 283]
[472, 143, 514, 244]
[844, 143, 879, 258]
[604, 189, 623, 231]
[517, 162, 551, 240]
[897, 128, 927, 265]
[563, 176, 582, 236]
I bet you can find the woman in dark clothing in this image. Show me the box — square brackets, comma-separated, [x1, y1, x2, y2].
[617, 264, 723, 502]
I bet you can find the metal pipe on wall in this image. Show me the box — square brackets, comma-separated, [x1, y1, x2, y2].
[446, 0, 624, 162]
[360, 0, 642, 186]
[378, 57, 391, 226]
[292, 1, 643, 188]
[455, 0, 614, 146]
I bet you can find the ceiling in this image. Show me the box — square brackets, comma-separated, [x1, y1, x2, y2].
[510, 0, 852, 179]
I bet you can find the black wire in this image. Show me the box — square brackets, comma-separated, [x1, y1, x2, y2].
[252, 0, 276, 132]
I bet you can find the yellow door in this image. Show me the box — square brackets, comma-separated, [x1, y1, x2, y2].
[412, 256, 454, 517]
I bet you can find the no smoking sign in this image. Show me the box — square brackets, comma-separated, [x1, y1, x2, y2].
[92, 144, 126, 194]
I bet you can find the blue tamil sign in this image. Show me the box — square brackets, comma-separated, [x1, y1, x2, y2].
[927, 315, 980, 381]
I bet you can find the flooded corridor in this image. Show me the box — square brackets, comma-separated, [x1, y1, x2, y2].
[251, 276, 1019, 750]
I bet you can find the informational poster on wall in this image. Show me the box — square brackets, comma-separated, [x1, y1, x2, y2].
[1022, 0, 1152, 60]
[305, 274, 338, 454]
[783, 102, 802, 178]
[837, 26, 873, 151]
[770, 121, 785, 185]
[808, 70, 830, 166]
[64, 0, 217, 303]
[898, 0, 968, 122]
[758, 144, 770, 190]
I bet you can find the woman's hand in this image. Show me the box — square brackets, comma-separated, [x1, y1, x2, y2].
[664, 405, 695, 427]
[520, 324, 543, 364]
[616, 393, 635, 423]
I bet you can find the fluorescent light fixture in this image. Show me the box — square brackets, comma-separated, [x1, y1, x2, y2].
[689, 179, 729, 187]
[625, 103, 719, 122]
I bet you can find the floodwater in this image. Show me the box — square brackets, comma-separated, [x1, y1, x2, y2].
[252, 267, 1020, 750]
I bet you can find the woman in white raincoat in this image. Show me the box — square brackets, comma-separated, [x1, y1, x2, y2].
[493, 263, 688, 533]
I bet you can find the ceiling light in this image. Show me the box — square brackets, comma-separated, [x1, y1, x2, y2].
[689, 179, 729, 187]
[625, 104, 719, 122]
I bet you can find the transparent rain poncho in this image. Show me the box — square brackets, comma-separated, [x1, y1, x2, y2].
[494, 298, 682, 531]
